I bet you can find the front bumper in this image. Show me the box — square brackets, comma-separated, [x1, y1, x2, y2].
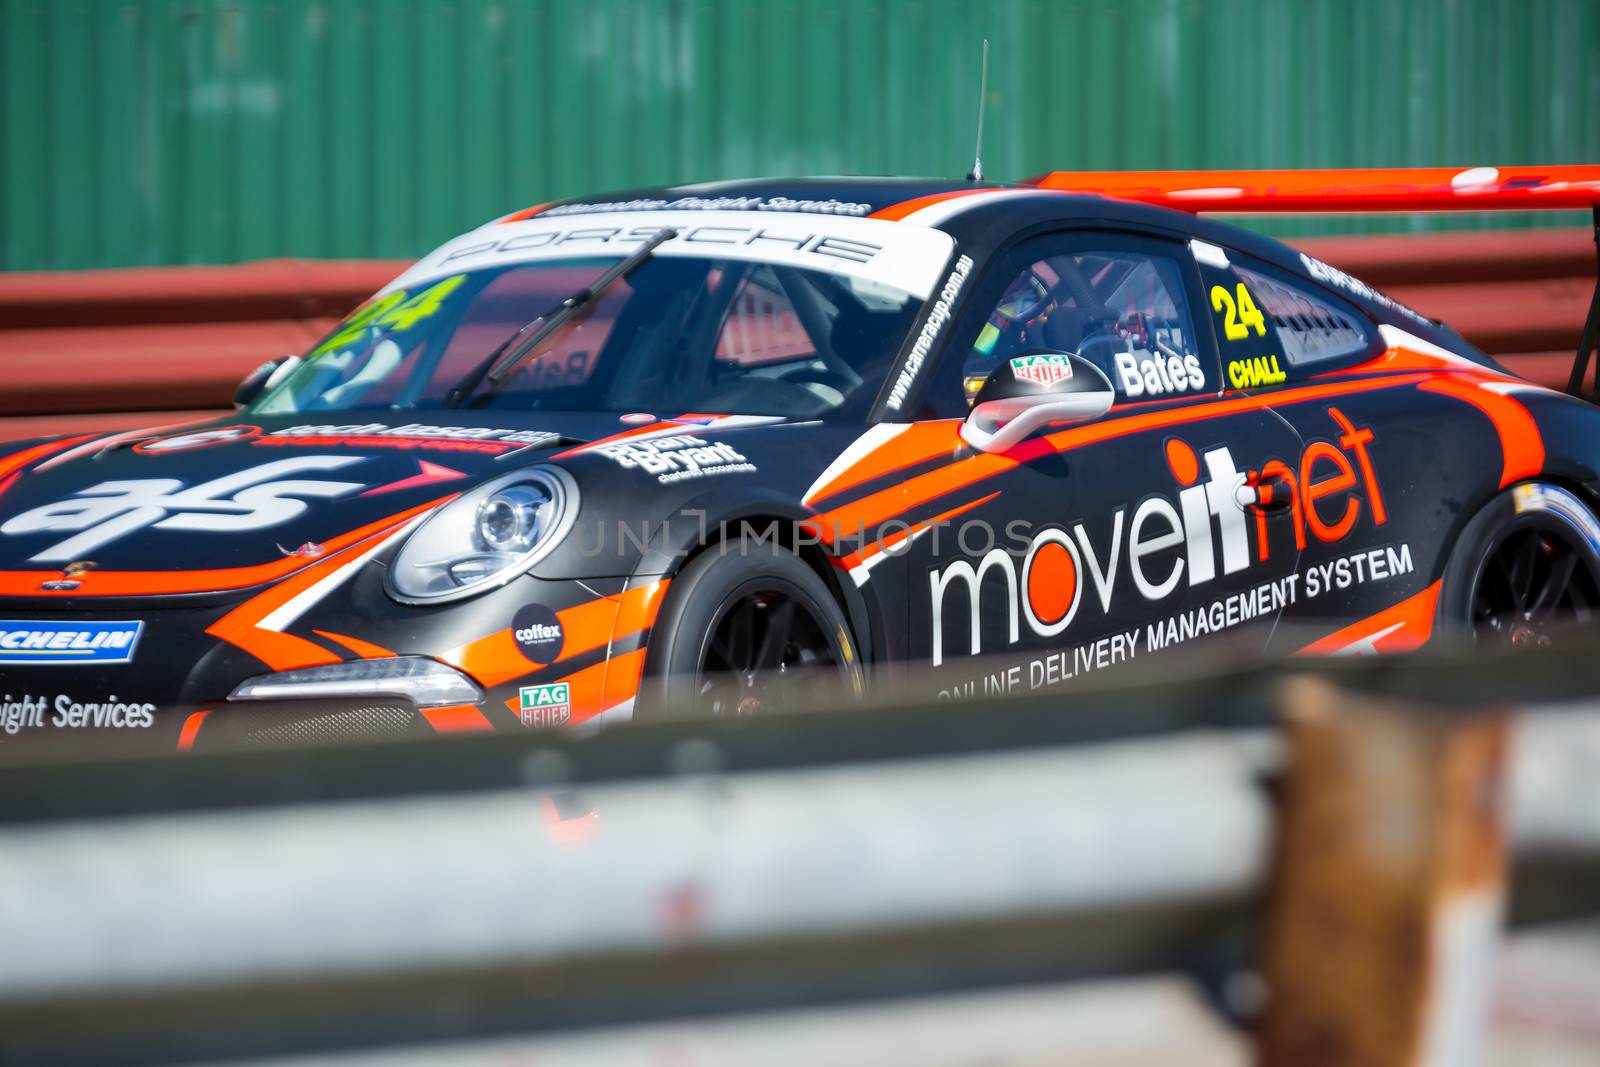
[0, 570, 670, 753]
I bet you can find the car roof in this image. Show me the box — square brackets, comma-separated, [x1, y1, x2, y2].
[514, 176, 1012, 220]
[510, 175, 1479, 358]
[512, 175, 1334, 277]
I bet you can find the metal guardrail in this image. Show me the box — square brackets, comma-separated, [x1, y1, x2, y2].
[0, 641, 1598, 1066]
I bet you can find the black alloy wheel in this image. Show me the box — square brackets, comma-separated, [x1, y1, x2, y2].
[642, 537, 863, 719]
[1470, 520, 1600, 647]
[695, 584, 844, 718]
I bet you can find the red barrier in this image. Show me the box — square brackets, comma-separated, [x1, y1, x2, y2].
[0, 231, 1593, 443]
[0, 259, 397, 329]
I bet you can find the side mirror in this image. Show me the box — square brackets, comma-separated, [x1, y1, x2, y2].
[960, 351, 1114, 454]
[234, 355, 301, 410]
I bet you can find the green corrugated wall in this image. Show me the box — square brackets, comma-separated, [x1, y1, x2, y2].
[2, 0, 1596, 271]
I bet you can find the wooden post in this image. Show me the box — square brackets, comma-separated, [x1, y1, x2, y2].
[1259, 676, 1511, 1067]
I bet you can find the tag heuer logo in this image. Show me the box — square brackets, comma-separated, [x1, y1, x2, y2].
[1009, 354, 1074, 387]
[518, 682, 571, 728]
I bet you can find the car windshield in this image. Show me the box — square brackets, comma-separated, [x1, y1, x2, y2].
[253, 211, 955, 420]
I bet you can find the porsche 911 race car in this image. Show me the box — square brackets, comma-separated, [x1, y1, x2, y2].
[2, 166, 1599, 749]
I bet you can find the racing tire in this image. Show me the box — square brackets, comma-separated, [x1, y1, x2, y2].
[640, 538, 865, 720]
[1438, 481, 1600, 647]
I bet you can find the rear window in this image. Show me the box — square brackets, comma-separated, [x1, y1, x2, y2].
[1234, 265, 1373, 367]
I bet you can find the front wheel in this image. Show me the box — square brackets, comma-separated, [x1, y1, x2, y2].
[640, 538, 864, 719]
[1439, 481, 1600, 647]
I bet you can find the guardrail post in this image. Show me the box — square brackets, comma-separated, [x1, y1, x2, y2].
[1259, 676, 1511, 1067]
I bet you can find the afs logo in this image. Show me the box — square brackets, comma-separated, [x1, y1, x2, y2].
[519, 682, 572, 728]
[0, 620, 144, 665]
[0, 456, 366, 562]
[928, 408, 1387, 666]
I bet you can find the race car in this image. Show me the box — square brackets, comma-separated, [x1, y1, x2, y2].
[2, 166, 1598, 748]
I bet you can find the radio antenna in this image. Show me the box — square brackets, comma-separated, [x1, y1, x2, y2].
[967, 39, 989, 181]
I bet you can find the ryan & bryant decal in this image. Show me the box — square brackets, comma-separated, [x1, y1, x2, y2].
[598, 434, 754, 484]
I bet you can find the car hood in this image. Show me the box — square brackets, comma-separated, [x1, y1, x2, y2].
[0, 410, 797, 599]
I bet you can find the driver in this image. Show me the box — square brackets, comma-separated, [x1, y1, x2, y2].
[960, 263, 1060, 404]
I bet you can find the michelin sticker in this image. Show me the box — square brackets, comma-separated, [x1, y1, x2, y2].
[599, 435, 755, 484]
[0, 620, 144, 665]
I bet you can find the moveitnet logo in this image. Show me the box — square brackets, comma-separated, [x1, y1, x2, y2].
[929, 408, 1386, 666]
[0, 620, 144, 665]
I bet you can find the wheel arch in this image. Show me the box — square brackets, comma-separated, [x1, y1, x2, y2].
[1435, 471, 1600, 632]
[628, 490, 879, 671]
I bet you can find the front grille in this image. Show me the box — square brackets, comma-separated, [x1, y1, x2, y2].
[201, 700, 422, 752]
[238, 703, 416, 748]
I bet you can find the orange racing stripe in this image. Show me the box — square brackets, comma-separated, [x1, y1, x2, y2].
[610, 578, 670, 649]
[0, 496, 450, 598]
[807, 422, 966, 506]
[810, 373, 1436, 543]
[422, 704, 495, 733]
[598, 646, 649, 720]
[0, 435, 98, 489]
[498, 201, 557, 223]
[1418, 377, 1544, 489]
[175, 710, 211, 752]
[837, 492, 1000, 571]
[313, 630, 397, 660]
[871, 188, 1007, 221]
[504, 654, 612, 726]
[207, 541, 387, 671]
[551, 421, 681, 459]
[441, 579, 671, 689]
[204, 499, 447, 670]
[1297, 581, 1441, 656]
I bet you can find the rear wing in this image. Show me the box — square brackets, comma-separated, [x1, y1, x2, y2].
[1028, 166, 1600, 399]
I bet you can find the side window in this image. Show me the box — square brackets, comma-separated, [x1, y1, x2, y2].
[1195, 244, 1381, 391]
[929, 242, 1211, 417]
[1233, 264, 1375, 369]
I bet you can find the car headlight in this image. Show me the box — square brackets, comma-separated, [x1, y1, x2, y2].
[228, 656, 483, 707]
[386, 466, 578, 604]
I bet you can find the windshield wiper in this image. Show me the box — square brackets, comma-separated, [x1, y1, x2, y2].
[444, 227, 677, 408]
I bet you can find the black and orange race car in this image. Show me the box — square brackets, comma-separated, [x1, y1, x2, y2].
[2, 166, 1599, 747]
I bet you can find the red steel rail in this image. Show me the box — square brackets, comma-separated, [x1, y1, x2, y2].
[0, 231, 1593, 442]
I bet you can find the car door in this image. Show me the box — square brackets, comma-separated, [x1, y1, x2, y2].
[1199, 248, 1442, 653]
[898, 229, 1306, 701]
